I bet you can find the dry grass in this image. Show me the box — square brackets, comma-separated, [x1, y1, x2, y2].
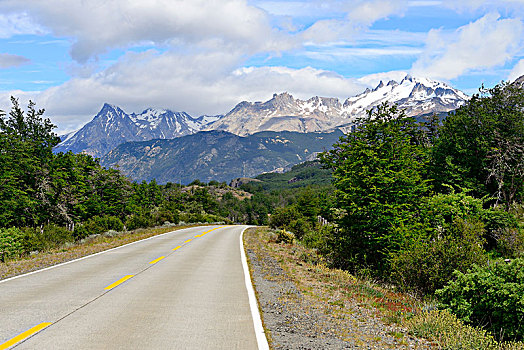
[245, 227, 432, 348]
[0, 224, 201, 280]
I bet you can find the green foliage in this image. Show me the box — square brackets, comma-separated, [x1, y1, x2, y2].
[436, 258, 524, 341]
[74, 216, 124, 240]
[22, 225, 74, 251]
[320, 103, 432, 272]
[432, 81, 524, 206]
[271, 229, 295, 244]
[125, 213, 153, 231]
[0, 227, 25, 261]
[407, 309, 524, 349]
[390, 217, 487, 295]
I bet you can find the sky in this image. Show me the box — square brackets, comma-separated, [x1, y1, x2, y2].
[0, 0, 523, 134]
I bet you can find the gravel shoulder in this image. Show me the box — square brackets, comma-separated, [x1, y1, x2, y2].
[244, 227, 433, 349]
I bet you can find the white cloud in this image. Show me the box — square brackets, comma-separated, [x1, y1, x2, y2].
[0, 53, 30, 68]
[358, 70, 410, 86]
[0, 0, 288, 62]
[411, 13, 523, 80]
[0, 50, 365, 133]
[0, 13, 46, 38]
[348, 0, 408, 26]
[509, 59, 524, 81]
[443, 0, 524, 12]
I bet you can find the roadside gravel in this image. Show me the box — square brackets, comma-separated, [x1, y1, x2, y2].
[244, 227, 433, 349]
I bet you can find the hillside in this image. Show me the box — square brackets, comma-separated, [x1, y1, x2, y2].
[100, 130, 343, 184]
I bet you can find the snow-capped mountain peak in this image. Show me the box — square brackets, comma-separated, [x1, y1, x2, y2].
[208, 75, 468, 136]
[55, 104, 223, 157]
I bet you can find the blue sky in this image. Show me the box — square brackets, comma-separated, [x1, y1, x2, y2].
[0, 0, 523, 133]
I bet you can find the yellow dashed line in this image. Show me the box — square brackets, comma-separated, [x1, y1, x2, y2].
[0, 322, 52, 350]
[104, 275, 134, 290]
[184, 239, 192, 243]
[172, 245, 182, 251]
[149, 256, 165, 264]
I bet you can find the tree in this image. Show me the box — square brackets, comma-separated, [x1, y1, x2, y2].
[320, 103, 432, 272]
[0, 98, 60, 227]
[431, 81, 524, 206]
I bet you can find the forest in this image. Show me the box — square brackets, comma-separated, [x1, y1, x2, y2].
[1, 79, 523, 343]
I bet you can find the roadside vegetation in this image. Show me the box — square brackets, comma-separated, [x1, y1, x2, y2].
[1, 79, 523, 346]
[268, 80, 524, 346]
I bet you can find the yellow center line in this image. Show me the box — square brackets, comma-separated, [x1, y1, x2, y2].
[149, 256, 165, 264]
[104, 275, 134, 290]
[172, 245, 182, 251]
[184, 239, 192, 243]
[202, 226, 226, 234]
[0, 322, 52, 350]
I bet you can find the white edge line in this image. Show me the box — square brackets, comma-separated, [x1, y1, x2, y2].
[240, 226, 270, 350]
[0, 225, 212, 285]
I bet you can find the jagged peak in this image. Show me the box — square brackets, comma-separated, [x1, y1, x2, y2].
[272, 92, 294, 101]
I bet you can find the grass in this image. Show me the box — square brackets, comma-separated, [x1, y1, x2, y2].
[0, 224, 203, 280]
[244, 226, 432, 348]
[246, 227, 524, 350]
[407, 309, 524, 350]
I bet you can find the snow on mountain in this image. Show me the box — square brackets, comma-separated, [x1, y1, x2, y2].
[342, 75, 468, 118]
[55, 104, 223, 157]
[207, 75, 469, 136]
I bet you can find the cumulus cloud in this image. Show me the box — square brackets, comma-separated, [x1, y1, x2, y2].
[443, 0, 524, 13]
[358, 70, 410, 86]
[411, 13, 523, 80]
[0, 13, 46, 38]
[0, 53, 30, 68]
[509, 59, 524, 82]
[0, 0, 289, 62]
[347, 0, 408, 26]
[0, 50, 365, 133]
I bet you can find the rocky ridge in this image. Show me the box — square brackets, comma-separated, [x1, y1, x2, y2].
[207, 75, 468, 135]
[55, 104, 222, 157]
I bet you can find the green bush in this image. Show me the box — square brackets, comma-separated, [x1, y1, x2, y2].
[22, 225, 74, 251]
[0, 227, 25, 261]
[124, 213, 153, 231]
[287, 217, 311, 240]
[269, 206, 302, 229]
[407, 309, 523, 349]
[75, 215, 124, 239]
[436, 258, 524, 341]
[390, 218, 487, 295]
[275, 229, 295, 244]
[152, 208, 179, 226]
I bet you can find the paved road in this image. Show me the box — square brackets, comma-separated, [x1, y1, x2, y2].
[0, 225, 264, 349]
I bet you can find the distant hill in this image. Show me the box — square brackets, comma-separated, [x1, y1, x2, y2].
[231, 160, 332, 192]
[100, 130, 343, 184]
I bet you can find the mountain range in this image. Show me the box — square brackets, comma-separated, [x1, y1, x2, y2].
[207, 75, 468, 135]
[100, 130, 343, 184]
[55, 104, 222, 157]
[56, 75, 468, 158]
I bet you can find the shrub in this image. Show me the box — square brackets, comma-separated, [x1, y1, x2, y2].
[390, 218, 487, 295]
[0, 227, 25, 261]
[436, 258, 524, 341]
[287, 217, 311, 240]
[124, 213, 153, 231]
[75, 215, 124, 239]
[406, 309, 523, 349]
[269, 206, 302, 229]
[22, 225, 74, 251]
[275, 229, 295, 244]
[152, 208, 179, 226]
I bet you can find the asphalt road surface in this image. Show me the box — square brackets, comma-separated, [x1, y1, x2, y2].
[0, 225, 267, 349]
